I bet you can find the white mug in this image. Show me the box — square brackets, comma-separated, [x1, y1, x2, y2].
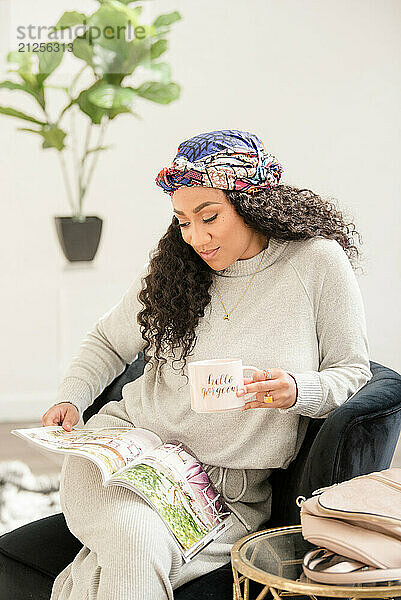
[188, 358, 260, 413]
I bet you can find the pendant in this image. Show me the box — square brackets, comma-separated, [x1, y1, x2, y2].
[224, 314, 230, 321]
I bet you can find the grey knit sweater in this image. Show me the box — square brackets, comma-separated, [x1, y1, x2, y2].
[55, 237, 371, 529]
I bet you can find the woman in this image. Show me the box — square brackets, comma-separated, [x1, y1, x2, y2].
[44, 129, 372, 599]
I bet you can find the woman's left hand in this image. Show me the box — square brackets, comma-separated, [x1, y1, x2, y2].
[236, 368, 297, 410]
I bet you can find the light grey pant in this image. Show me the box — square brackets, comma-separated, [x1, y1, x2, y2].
[50, 414, 249, 600]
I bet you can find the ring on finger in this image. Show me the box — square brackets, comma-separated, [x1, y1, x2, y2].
[263, 369, 272, 380]
[264, 393, 274, 403]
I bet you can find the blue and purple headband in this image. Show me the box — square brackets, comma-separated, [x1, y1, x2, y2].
[155, 129, 283, 195]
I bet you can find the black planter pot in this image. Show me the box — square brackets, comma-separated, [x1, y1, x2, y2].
[54, 216, 103, 262]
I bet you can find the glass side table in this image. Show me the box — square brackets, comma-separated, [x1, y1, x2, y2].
[231, 525, 401, 600]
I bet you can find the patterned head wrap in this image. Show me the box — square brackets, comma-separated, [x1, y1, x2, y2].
[155, 129, 283, 195]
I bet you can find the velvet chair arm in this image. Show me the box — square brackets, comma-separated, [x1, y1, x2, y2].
[269, 360, 401, 526]
[82, 353, 146, 423]
[298, 360, 401, 499]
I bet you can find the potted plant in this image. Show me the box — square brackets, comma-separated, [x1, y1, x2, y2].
[0, 1, 181, 261]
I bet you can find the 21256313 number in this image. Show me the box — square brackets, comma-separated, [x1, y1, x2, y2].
[18, 42, 73, 53]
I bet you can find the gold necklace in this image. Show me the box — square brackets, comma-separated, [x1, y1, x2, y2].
[213, 246, 267, 321]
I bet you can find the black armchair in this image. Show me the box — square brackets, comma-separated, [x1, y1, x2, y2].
[1, 358, 400, 600]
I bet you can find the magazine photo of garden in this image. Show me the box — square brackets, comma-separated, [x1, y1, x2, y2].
[11, 426, 233, 559]
[107, 442, 232, 556]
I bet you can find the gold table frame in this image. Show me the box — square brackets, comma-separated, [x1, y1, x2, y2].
[231, 525, 401, 600]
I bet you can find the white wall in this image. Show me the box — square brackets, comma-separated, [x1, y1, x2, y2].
[0, 0, 400, 421]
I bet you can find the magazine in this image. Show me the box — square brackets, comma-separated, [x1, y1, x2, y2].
[11, 426, 233, 562]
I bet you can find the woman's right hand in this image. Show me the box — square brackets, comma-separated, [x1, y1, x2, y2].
[42, 402, 79, 431]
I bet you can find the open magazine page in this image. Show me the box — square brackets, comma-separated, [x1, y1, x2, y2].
[106, 442, 233, 561]
[11, 426, 162, 483]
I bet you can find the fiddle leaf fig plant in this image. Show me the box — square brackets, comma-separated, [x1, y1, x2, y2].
[0, 1, 181, 221]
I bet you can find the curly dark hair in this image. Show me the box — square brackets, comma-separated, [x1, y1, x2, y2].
[137, 184, 363, 374]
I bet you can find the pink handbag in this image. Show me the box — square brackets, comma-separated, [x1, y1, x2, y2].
[299, 468, 401, 584]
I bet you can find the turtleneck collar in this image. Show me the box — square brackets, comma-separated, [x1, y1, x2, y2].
[214, 238, 289, 277]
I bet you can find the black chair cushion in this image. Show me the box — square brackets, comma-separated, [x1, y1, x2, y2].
[0, 513, 82, 579]
[0, 513, 82, 600]
[0, 551, 53, 600]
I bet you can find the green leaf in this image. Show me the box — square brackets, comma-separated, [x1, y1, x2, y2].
[0, 80, 45, 109]
[6, 50, 36, 86]
[18, 124, 67, 150]
[108, 105, 138, 119]
[120, 38, 151, 75]
[92, 45, 120, 76]
[76, 81, 140, 123]
[73, 35, 94, 67]
[92, 43, 140, 78]
[83, 5, 135, 77]
[91, 36, 151, 78]
[40, 125, 67, 150]
[152, 11, 182, 29]
[91, 2, 153, 41]
[76, 85, 108, 124]
[0, 106, 46, 125]
[133, 81, 180, 104]
[103, 73, 125, 85]
[69, 5, 153, 76]
[88, 4, 132, 48]
[150, 39, 167, 60]
[54, 11, 87, 30]
[149, 62, 171, 84]
[7, 50, 33, 70]
[38, 43, 65, 82]
[103, 1, 142, 26]
[88, 83, 136, 109]
[0, 80, 28, 92]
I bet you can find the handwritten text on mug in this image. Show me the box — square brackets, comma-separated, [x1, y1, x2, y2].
[201, 373, 238, 400]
